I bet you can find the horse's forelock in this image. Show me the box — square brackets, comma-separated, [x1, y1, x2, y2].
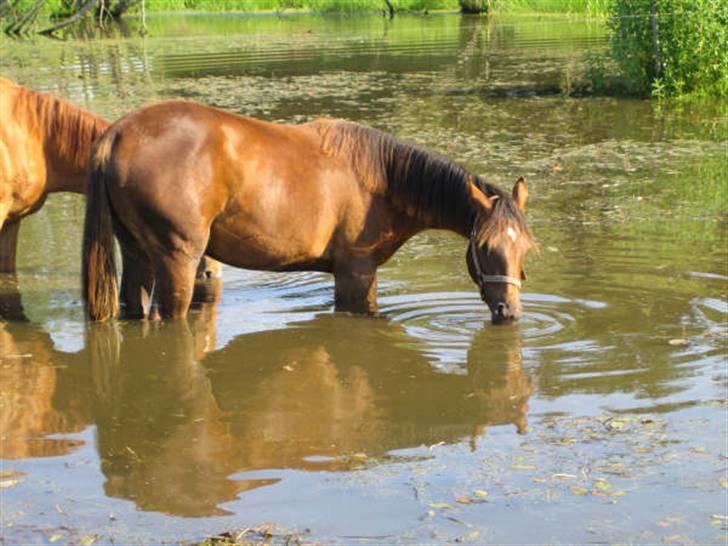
[478, 196, 533, 249]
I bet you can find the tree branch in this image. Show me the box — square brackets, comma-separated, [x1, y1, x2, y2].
[39, 0, 98, 35]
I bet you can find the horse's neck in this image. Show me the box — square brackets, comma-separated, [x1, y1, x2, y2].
[387, 176, 476, 239]
[40, 98, 110, 194]
[380, 143, 478, 240]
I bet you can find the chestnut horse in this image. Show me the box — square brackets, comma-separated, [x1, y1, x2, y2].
[0, 78, 109, 272]
[83, 100, 533, 323]
[0, 79, 220, 283]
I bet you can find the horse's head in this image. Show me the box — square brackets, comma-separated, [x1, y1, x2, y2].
[466, 177, 532, 324]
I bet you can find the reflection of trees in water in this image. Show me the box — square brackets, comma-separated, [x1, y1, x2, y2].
[7, 27, 156, 120]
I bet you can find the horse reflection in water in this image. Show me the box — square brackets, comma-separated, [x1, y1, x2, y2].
[0, 283, 532, 516]
[82, 310, 533, 516]
[0, 284, 91, 459]
[86, 304, 241, 517]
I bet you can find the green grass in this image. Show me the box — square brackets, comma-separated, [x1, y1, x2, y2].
[491, 0, 609, 16]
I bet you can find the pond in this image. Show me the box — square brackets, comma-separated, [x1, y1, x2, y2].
[0, 12, 726, 545]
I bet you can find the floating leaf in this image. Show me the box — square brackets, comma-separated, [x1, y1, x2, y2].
[473, 489, 489, 498]
[552, 473, 577, 480]
[456, 496, 473, 505]
[430, 502, 453, 509]
[668, 338, 689, 346]
[80, 536, 98, 546]
[468, 530, 481, 539]
[511, 464, 537, 470]
[570, 486, 589, 496]
[719, 478, 728, 489]
[0, 470, 26, 489]
[658, 516, 683, 528]
[594, 480, 612, 491]
[48, 535, 64, 543]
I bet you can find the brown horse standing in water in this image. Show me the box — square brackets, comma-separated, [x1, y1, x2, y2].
[83, 100, 533, 323]
[0, 79, 220, 285]
[0, 78, 109, 272]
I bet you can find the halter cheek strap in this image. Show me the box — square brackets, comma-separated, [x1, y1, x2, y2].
[469, 228, 522, 294]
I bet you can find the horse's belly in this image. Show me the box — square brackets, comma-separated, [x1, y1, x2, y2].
[206, 222, 333, 273]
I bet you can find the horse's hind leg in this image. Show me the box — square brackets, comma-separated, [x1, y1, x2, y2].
[153, 252, 199, 319]
[0, 219, 20, 273]
[120, 250, 155, 319]
[114, 217, 154, 319]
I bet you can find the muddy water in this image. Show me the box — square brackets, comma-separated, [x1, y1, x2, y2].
[1, 13, 726, 545]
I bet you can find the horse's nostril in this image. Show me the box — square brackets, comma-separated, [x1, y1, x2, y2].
[496, 302, 507, 316]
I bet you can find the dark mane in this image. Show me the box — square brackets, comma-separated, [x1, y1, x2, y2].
[317, 119, 531, 241]
[10, 82, 110, 169]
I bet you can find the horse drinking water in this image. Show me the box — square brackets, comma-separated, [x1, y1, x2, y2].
[82, 100, 533, 323]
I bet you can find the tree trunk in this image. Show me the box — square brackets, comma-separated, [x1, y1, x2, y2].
[459, 0, 489, 14]
[383, 0, 395, 18]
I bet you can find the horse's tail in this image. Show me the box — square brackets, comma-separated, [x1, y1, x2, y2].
[82, 134, 119, 321]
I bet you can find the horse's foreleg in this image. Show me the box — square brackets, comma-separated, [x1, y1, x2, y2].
[193, 256, 223, 304]
[0, 272, 27, 321]
[196, 256, 223, 280]
[0, 220, 20, 273]
[334, 263, 378, 314]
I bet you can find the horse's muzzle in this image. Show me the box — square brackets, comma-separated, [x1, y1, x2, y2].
[491, 301, 521, 324]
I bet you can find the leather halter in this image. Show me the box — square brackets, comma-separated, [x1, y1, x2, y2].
[469, 226, 522, 298]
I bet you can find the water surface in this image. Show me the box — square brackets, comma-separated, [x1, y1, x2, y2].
[0, 13, 726, 545]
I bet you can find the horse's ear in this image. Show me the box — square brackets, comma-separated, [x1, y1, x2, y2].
[468, 177, 495, 212]
[512, 177, 529, 211]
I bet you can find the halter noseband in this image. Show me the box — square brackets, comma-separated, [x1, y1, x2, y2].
[469, 226, 522, 297]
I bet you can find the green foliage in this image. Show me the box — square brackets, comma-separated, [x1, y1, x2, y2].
[490, 0, 610, 16]
[604, 0, 728, 97]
